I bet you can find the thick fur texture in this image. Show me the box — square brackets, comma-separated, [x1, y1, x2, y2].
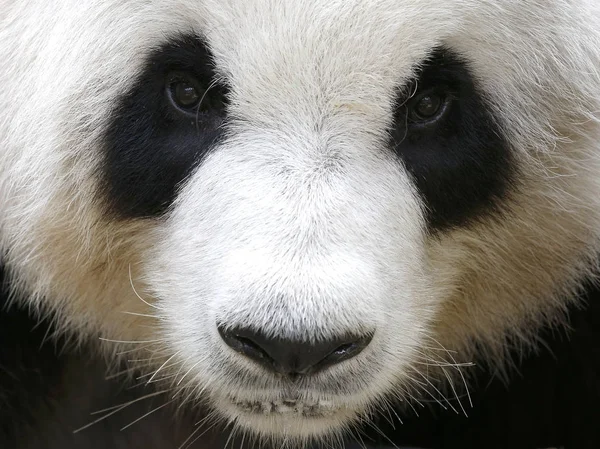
[1, 0, 600, 447]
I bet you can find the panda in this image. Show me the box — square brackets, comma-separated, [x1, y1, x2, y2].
[1, 0, 599, 448]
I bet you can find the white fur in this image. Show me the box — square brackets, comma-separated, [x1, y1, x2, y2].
[1, 0, 600, 442]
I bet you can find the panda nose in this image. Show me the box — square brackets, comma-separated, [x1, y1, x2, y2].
[217, 325, 372, 377]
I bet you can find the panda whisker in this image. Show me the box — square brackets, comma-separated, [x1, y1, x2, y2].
[176, 383, 200, 407]
[222, 423, 240, 449]
[126, 377, 164, 391]
[120, 398, 175, 431]
[415, 345, 459, 354]
[406, 374, 448, 411]
[89, 389, 169, 415]
[411, 359, 474, 368]
[364, 418, 401, 449]
[335, 429, 348, 449]
[134, 363, 177, 380]
[74, 389, 169, 433]
[129, 352, 179, 366]
[177, 379, 211, 409]
[115, 344, 154, 355]
[121, 310, 158, 319]
[182, 409, 227, 449]
[345, 423, 369, 449]
[104, 365, 149, 381]
[173, 354, 194, 381]
[445, 358, 473, 409]
[412, 369, 456, 412]
[146, 351, 181, 384]
[439, 365, 468, 417]
[194, 79, 221, 133]
[126, 357, 158, 363]
[178, 420, 215, 449]
[148, 372, 181, 384]
[38, 319, 56, 350]
[177, 360, 202, 386]
[375, 396, 398, 428]
[237, 427, 247, 449]
[382, 397, 404, 425]
[128, 264, 163, 311]
[403, 386, 425, 414]
[389, 385, 422, 417]
[99, 337, 164, 344]
[118, 362, 184, 389]
[427, 337, 474, 409]
[193, 409, 222, 429]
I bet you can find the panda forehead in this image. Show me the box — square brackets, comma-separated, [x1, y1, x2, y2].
[198, 0, 464, 44]
[186, 0, 466, 90]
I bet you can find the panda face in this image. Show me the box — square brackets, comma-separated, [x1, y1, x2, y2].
[135, 34, 509, 436]
[2, 0, 600, 442]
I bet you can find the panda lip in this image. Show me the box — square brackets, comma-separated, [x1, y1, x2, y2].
[228, 397, 338, 417]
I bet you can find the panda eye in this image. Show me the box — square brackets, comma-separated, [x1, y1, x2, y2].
[407, 89, 450, 124]
[166, 72, 206, 113]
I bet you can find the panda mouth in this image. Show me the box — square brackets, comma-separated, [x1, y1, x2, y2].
[229, 397, 338, 417]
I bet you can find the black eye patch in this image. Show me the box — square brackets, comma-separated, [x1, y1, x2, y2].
[101, 34, 228, 219]
[391, 47, 513, 232]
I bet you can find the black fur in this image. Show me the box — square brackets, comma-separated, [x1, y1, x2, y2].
[391, 48, 513, 231]
[102, 34, 228, 219]
[2, 259, 598, 448]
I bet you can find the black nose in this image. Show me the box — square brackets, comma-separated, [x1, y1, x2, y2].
[218, 325, 373, 376]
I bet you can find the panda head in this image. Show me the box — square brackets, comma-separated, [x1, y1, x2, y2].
[2, 0, 600, 442]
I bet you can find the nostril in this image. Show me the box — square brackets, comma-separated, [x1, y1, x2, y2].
[333, 342, 360, 358]
[318, 333, 373, 370]
[217, 325, 276, 369]
[234, 336, 274, 364]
